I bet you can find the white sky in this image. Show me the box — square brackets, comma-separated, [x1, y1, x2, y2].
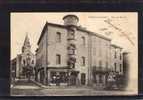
[11, 12, 138, 93]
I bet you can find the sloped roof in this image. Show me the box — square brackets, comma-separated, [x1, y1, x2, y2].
[23, 34, 31, 47]
[37, 22, 111, 45]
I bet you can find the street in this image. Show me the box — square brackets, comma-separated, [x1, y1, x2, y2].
[11, 80, 136, 96]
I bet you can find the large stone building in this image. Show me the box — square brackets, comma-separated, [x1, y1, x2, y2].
[35, 15, 124, 88]
[11, 35, 36, 80]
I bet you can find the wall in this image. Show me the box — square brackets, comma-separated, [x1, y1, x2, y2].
[91, 36, 111, 70]
[47, 25, 68, 67]
[75, 29, 89, 85]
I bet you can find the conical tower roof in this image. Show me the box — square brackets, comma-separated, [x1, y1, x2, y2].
[23, 34, 30, 46]
[22, 33, 31, 53]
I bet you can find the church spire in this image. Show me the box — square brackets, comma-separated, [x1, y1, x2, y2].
[22, 33, 31, 53]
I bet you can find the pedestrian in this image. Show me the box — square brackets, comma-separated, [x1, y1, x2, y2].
[76, 77, 80, 86]
[53, 75, 56, 84]
[56, 75, 60, 86]
[107, 72, 115, 89]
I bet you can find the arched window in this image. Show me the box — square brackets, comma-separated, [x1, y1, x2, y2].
[120, 64, 122, 72]
[23, 60, 25, 65]
[81, 56, 85, 66]
[32, 60, 34, 64]
[56, 54, 61, 64]
[56, 32, 61, 42]
[70, 30, 75, 39]
[81, 36, 85, 46]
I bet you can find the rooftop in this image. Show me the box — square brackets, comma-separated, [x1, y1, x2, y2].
[63, 14, 79, 22]
[37, 22, 111, 45]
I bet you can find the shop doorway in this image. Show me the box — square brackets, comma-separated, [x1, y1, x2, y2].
[81, 73, 86, 85]
[69, 71, 79, 86]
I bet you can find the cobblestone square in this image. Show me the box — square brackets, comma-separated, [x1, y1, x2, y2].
[11, 80, 135, 96]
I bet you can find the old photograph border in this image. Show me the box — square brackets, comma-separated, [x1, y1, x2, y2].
[10, 12, 138, 96]
[0, 2, 142, 99]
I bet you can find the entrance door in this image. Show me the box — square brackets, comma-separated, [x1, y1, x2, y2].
[40, 69, 44, 84]
[99, 74, 102, 83]
[69, 71, 78, 86]
[81, 73, 86, 85]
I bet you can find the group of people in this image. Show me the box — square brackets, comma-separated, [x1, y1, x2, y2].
[50, 71, 124, 89]
[51, 74, 78, 86]
[106, 71, 124, 90]
[51, 75, 61, 86]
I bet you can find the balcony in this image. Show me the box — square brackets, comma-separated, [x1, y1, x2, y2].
[69, 54, 76, 58]
[93, 66, 110, 73]
[68, 49, 76, 55]
[68, 57, 76, 64]
[67, 44, 76, 50]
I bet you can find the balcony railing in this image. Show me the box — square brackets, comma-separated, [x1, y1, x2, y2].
[68, 57, 76, 63]
[67, 44, 76, 50]
[68, 49, 76, 55]
[93, 67, 111, 72]
[69, 54, 76, 58]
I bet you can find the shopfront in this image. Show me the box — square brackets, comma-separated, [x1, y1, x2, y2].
[47, 67, 79, 86]
[92, 67, 109, 89]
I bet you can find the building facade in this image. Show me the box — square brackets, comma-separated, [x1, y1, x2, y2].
[111, 44, 123, 74]
[11, 35, 36, 80]
[35, 15, 124, 88]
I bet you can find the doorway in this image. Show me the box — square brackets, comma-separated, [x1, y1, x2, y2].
[81, 73, 86, 85]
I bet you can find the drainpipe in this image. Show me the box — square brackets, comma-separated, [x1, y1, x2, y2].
[88, 34, 92, 86]
[45, 25, 48, 85]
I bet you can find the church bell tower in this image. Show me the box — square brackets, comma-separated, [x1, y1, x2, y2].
[22, 34, 31, 53]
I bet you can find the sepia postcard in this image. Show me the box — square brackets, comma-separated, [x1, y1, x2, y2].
[10, 12, 138, 96]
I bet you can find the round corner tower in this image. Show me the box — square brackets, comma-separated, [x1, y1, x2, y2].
[63, 15, 79, 26]
[63, 15, 79, 70]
